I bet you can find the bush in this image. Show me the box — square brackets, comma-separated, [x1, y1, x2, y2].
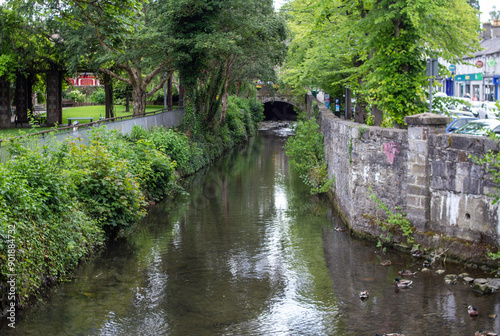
[226, 96, 249, 142]
[248, 98, 265, 124]
[68, 90, 86, 102]
[284, 118, 334, 194]
[90, 88, 106, 104]
[0, 142, 103, 307]
[63, 138, 146, 235]
[91, 126, 179, 201]
[144, 127, 200, 176]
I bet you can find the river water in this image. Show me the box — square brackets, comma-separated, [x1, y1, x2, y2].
[3, 123, 500, 335]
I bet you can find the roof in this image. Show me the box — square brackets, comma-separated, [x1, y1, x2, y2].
[474, 37, 500, 57]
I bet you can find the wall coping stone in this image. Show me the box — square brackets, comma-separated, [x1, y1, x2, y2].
[405, 113, 450, 126]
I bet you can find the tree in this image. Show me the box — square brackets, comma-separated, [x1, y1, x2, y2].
[490, 6, 500, 21]
[161, 0, 287, 130]
[0, 5, 65, 79]
[282, 0, 481, 126]
[15, 0, 176, 116]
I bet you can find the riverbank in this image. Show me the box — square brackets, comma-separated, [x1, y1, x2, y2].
[0, 95, 264, 316]
[306, 93, 500, 269]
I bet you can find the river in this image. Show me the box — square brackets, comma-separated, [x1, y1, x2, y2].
[2, 122, 500, 335]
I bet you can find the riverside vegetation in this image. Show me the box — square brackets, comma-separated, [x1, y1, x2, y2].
[284, 116, 334, 195]
[0, 95, 263, 309]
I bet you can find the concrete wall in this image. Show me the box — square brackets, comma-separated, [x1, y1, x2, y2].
[0, 109, 184, 160]
[311, 94, 500, 253]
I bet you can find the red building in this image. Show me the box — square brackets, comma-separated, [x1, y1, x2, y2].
[67, 73, 100, 86]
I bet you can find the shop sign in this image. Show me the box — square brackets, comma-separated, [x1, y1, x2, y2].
[487, 59, 497, 67]
[476, 60, 484, 68]
[454, 73, 483, 81]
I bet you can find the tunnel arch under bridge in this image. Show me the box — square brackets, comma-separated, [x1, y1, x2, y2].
[260, 96, 300, 121]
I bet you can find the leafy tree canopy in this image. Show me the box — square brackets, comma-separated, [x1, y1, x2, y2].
[159, 0, 287, 129]
[0, 5, 65, 79]
[282, 0, 481, 126]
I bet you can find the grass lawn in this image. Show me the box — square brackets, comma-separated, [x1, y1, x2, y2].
[0, 105, 168, 139]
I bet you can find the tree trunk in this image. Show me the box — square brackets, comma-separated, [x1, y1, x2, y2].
[0, 76, 11, 128]
[178, 77, 185, 108]
[345, 87, 352, 120]
[132, 87, 147, 116]
[125, 91, 130, 112]
[167, 76, 173, 110]
[220, 80, 230, 124]
[104, 73, 114, 118]
[371, 105, 383, 126]
[354, 92, 367, 124]
[235, 81, 241, 96]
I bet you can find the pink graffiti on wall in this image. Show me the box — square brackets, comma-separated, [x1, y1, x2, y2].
[383, 142, 400, 164]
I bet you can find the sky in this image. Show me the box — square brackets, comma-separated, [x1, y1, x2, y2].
[274, 0, 498, 23]
[479, 0, 498, 23]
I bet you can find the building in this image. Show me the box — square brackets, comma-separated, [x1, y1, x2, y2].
[439, 22, 500, 101]
[66, 73, 100, 86]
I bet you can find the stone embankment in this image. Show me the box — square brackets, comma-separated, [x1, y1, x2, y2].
[308, 94, 500, 266]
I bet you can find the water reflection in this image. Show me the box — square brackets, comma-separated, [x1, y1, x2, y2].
[3, 126, 500, 336]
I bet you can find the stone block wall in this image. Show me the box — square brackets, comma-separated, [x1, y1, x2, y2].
[314, 95, 500, 248]
[321, 110, 409, 239]
[429, 133, 500, 245]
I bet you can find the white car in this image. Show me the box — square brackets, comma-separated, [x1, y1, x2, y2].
[476, 101, 500, 119]
[440, 106, 475, 118]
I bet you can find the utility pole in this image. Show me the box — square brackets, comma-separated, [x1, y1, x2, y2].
[426, 58, 438, 114]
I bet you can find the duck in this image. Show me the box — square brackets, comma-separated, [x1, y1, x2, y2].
[411, 249, 424, 258]
[380, 259, 392, 266]
[335, 226, 347, 232]
[475, 330, 497, 336]
[398, 270, 417, 277]
[394, 277, 413, 288]
[468, 305, 479, 317]
[359, 289, 369, 300]
[423, 258, 432, 268]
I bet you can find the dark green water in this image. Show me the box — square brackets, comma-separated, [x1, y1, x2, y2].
[2, 124, 500, 335]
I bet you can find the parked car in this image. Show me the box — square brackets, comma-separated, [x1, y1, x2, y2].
[452, 119, 500, 136]
[476, 101, 500, 119]
[446, 117, 478, 133]
[443, 107, 476, 118]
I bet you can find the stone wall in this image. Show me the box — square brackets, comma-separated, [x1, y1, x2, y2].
[312, 94, 500, 257]
[429, 133, 500, 245]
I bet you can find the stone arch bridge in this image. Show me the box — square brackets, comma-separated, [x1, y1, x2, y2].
[257, 93, 300, 121]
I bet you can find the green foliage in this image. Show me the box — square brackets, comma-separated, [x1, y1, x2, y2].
[248, 98, 265, 124]
[490, 6, 500, 21]
[87, 127, 179, 202]
[369, 187, 414, 249]
[226, 96, 250, 142]
[68, 89, 86, 102]
[282, 0, 481, 125]
[285, 118, 334, 194]
[162, 0, 287, 127]
[0, 141, 103, 307]
[63, 138, 146, 235]
[365, 113, 375, 126]
[90, 87, 106, 104]
[141, 127, 199, 176]
[0, 6, 65, 78]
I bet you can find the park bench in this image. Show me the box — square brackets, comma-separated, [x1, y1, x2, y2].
[62, 99, 74, 107]
[67, 117, 93, 126]
[33, 105, 46, 124]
